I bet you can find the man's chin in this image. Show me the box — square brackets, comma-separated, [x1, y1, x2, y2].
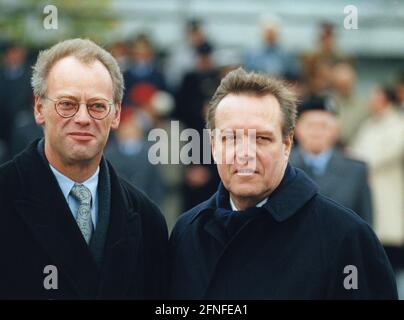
[231, 187, 263, 199]
[67, 147, 99, 163]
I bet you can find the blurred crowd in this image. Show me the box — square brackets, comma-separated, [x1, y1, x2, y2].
[0, 17, 403, 271]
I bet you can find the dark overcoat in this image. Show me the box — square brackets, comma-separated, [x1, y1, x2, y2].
[0, 140, 168, 299]
[169, 166, 397, 299]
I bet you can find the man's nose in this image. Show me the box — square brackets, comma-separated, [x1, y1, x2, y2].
[235, 135, 256, 162]
[73, 104, 91, 124]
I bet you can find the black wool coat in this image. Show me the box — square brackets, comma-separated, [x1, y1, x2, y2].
[169, 166, 397, 299]
[0, 140, 168, 299]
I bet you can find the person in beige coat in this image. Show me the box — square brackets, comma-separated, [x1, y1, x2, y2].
[331, 62, 369, 147]
[351, 86, 404, 270]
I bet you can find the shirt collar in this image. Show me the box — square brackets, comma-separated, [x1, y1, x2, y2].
[49, 164, 99, 202]
[225, 163, 295, 211]
[300, 148, 333, 175]
[199, 163, 318, 224]
[229, 196, 268, 211]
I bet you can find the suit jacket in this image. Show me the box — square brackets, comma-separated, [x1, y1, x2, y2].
[104, 137, 165, 206]
[0, 139, 168, 299]
[169, 166, 397, 299]
[289, 147, 373, 224]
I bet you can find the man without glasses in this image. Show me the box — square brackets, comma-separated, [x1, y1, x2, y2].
[169, 68, 397, 299]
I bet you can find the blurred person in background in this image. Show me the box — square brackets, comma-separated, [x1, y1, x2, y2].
[395, 72, 404, 114]
[302, 22, 348, 76]
[105, 107, 165, 206]
[165, 18, 213, 91]
[119, 80, 183, 232]
[244, 14, 301, 79]
[122, 33, 167, 106]
[176, 41, 220, 134]
[301, 22, 351, 110]
[109, 41, 130, 73]
[126, 82, 159, 133]
[351, 85, 404, 272]
[0, 42, 33, 161]
[175, 41, 221, 211]
[303, 58, 334, 99]
[331, 62, 368, 146]
[290, 95, 372, 224]
[9, 107, 43, 157]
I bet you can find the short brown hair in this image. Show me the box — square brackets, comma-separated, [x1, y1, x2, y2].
[31, 38, 124, 103]
[206, 67, 297, 138]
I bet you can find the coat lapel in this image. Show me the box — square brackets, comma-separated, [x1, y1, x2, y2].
[97, 163, 141, 299]
[13, 143, 100, 298]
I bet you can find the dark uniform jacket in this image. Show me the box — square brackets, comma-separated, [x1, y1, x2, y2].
[0, 139, 168, 299]
[169, 165, 397, 299]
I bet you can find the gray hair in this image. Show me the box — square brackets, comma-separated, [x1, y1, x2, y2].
[31, 38, 124, 103]
[206, 67, 297, 138]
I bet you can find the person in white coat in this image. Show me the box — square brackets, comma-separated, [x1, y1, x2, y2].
[351, 85, 404, 271]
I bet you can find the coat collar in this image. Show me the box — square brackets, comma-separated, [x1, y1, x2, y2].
[190, 163, 319, 224]
[13, 139, 140, 299]
[262, 165, 318, 222]
[185, 164, 318, 299]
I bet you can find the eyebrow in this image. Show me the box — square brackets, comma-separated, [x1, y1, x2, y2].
[256, 130, 275, 137]
[54, 94, 110, 101]
[217, 129, 276, 137]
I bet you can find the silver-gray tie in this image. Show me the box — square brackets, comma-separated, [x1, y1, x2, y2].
[70, 183, 93, 244]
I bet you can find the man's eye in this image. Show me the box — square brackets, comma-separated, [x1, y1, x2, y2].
[90, 103, 107, 111]
[59, 101, 76, 108]
[257, 136, 271, 142]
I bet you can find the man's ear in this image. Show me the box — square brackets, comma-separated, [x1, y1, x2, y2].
[111, 103, 121, 130]
[283, 133, 293, 158]
[34, 96, 45, 125]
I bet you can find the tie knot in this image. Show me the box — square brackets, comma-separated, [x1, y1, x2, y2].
[70, 184, 92, 205]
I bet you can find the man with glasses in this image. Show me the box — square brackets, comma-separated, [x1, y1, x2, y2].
[0, 38, 168, 299]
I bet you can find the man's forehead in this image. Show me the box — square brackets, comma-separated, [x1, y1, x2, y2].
[48, 56, 108, 76]
[46, 56, 113, 96]
[217, 93, 280, 112]
[215, 93, 281, 127]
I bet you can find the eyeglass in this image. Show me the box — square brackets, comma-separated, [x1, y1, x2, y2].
[43, 96, 114, 120]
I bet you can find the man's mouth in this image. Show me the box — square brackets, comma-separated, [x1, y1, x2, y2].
[68, 132, 94, 141]
[235, 168, 257, 176]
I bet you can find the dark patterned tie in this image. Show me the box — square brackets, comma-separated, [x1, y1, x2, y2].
[70, 184, 93, 244]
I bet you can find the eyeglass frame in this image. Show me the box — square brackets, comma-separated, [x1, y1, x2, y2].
[42, 96, 115, 120]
